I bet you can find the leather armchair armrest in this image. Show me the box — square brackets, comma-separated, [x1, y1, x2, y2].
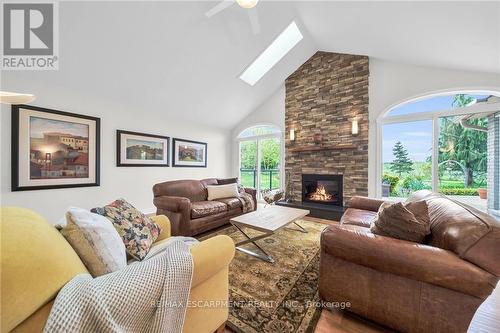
[153, 196, 191, 236]
[347, 196, 385, 212]
[150, 215, 171, 242]
[190, 235, 235, 288]
[321, 224, 497, 298]
[153, 196, 191, 213]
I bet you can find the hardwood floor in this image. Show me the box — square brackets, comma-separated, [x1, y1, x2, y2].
[225, 215, 500, 333]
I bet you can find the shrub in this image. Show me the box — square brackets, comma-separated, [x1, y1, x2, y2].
[382, 174, 399, 193]
[440, 182, 466, 189]
[439, 188, 479, 196]
[401, 176, 430, 192]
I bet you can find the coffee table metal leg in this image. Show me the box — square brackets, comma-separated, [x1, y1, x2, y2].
[232, 223, 275, 263]
[293, 221, 308, 233]
[285, 220, 308, 233]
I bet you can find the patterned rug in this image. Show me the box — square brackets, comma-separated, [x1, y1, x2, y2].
[201, 219, 327, 333]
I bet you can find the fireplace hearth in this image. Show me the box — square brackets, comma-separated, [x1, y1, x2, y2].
[302, 174, 343, 206]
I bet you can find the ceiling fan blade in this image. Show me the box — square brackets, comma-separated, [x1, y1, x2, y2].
[205, 0, 235, 18]
[247, 7, 261, 35]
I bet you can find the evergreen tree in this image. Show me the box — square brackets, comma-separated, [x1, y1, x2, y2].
[390, 141, 414, 177]
[438, 94, 487, 187]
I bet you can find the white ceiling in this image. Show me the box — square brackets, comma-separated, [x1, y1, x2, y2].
[3, 1, 499, 129]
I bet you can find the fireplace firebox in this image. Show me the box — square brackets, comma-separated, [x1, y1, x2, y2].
[302, 174, 343, 206]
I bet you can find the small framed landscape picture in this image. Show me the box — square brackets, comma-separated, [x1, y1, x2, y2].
[117, 130, 170, 167]
[11, 105, 100, 191]
[172, 138, 207, 168]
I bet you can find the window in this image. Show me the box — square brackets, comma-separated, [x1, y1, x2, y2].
[386, 94, 489, 117]
[238, 125, 282, 197]
[238, 125, 281, 138]
[239, 21, 303, 86]
[438, 115, 488, 195]
[379, 92, 499, 212]
[382, 120, 433, 197]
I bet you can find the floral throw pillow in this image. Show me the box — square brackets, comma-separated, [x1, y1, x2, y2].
[92, 199, 162, 261]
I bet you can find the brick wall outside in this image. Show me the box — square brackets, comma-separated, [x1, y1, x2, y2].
[487, 112, 500, 211]
[284, 51, 369, 205]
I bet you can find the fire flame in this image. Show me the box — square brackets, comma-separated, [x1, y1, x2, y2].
[308, 185, 333, 201]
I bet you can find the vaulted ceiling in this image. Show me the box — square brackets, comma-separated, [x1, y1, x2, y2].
[3, 1, 499, 129]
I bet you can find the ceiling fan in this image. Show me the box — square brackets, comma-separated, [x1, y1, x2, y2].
[205, 0, 261, 35]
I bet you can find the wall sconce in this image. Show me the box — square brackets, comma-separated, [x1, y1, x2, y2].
[289, 128, 295, 141]
[0, 91, 36, 105]
[351, 119, 359, 136]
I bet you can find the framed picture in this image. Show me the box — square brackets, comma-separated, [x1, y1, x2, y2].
[172, 138, 207, 168]
[11, 105, 100, 191]
[117, 130, 170, 167]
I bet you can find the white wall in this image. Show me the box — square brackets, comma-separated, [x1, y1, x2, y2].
[0, 93, 231, 223]
[230, 85, 285, 176]
[231, 59, 500, 197]
[368, 58, 500, 196]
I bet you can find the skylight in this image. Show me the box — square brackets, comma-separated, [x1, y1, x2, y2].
[239, 21, 303, 86]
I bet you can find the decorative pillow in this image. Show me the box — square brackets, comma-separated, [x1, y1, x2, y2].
[370, 200, 430, 243]
[61, 207, 127, 277]
[207, 183, 239, 200]
[217, 177, 238, 185]
[92, 199, 162, 261]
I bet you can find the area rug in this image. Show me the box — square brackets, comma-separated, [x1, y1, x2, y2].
[201, 219, 327, 333]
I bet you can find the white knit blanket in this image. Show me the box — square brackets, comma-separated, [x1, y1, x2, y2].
[44, 238, 195, 333]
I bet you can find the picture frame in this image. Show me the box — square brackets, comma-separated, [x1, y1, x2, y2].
[117, 130, 170, 167]
[11, 104, 100, 191]
[172, 138, 207, 168]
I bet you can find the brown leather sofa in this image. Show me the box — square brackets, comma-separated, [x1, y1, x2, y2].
[319, 190, 500, 333]
[153, 178, 257, 236]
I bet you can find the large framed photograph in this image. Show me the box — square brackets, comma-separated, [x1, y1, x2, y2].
[117, 130, 169, 167]
[172, 138, 207, 167]
[11, 105, 100, 191]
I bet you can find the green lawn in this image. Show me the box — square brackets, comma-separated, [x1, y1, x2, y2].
[240, 170, 280, 191]
[383, 162, 485, 197]
[439, 179, 482, 189]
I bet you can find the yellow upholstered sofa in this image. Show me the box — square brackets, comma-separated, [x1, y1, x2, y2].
[1, 207, 235, 333]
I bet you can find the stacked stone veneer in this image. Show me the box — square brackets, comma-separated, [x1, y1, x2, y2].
[285, 51, 369, 205]
[487, 112, 500, 213]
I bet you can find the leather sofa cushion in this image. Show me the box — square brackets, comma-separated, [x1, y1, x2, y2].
[200, 178, 218, 187]
[217, 177, 238, 185]
[322, 224, 498, 298]
[423, 193, 500, 276]
[215, 197, 242, 210]
[340, 208, 377, 228]
[153, 180, 208, 202]
[191, 201, 227, 219]
[348, 196, 386, 212]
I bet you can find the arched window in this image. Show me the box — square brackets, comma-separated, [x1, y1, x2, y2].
[237, 125, 283, 196]
[238, 125, 281, 139]
[385, 93, 490, 117]
[378, 91, 500, 212]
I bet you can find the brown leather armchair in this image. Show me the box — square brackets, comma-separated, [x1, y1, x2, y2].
[319, 191, 500, 333]
[153, 178, 257, 236]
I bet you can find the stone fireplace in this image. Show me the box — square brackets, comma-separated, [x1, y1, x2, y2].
[284, 51, 369, 207]
[302, 174, 343, 206]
